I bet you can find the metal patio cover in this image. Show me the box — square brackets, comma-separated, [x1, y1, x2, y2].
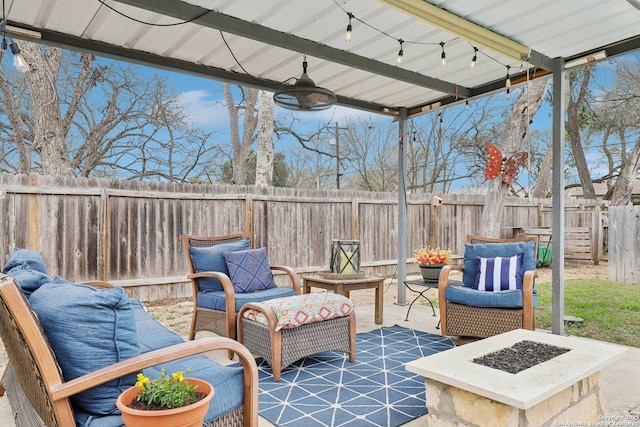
[5, 0, 640, 117]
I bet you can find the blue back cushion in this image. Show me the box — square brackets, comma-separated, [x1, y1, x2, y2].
[463, 240, 536, 287]
[189, 237, 250, 292]
[2, 248, 50, 298]
[474, 253, 524, 291]
[29, 278, 140, 416]
[224, 247, 276, 293]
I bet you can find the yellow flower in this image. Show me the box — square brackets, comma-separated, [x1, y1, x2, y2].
[172, 371, 184, 382]
[134, 367, 197, 409]
[135, 373, 149, 387]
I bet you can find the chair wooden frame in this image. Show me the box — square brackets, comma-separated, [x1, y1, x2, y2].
[438, 234, 538, 342]
[182, 233, 301, 347]
[0, 274, 259, 427]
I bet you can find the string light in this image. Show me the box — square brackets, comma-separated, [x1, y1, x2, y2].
[465, 99, 470, 109]
[0, 0, 29, 74]
[331, 2, 528, 92]
[470, 46, 478, 68]
[396, 39, 404, 65]
[9, 41, 28, 72]
[345, 12, 353, 42]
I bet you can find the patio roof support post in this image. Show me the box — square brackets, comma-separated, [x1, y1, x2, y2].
[397, 108, 409, 305]
[551, 57, 566, 335]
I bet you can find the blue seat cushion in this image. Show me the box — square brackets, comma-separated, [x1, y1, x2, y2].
[189, 237, 250, 292]
[74, 300, 245, 426]
[224, 247, 277, 293]
[463, 240, 536, 287]
[29, 278, 140, 416]
[445, 285, 538, 308]
[198, 286, 297, 312]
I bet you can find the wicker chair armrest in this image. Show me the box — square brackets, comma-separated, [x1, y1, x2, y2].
[437, 264, 462, 287]
[269, 265, 302, 295]
[438, 264, 465, 337]
[187, 271, 237, 313]
[237, 302, 279, 332]
[523, 270, 535, 292]
[438, 265, 461, 303]
[186, 271, 233, 288]
[49, 336, 258, 425]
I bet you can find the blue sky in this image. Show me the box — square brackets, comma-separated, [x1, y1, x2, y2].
[129, 61, 388, 136]
[95, 51, 636, 188]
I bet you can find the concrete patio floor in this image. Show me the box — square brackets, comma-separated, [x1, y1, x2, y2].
[1, 279, 638, 426]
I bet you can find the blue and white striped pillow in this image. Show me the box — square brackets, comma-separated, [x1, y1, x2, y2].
[473, 253, 524, 291]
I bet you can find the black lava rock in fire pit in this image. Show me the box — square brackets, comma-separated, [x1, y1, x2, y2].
[472, 340, 570, 374]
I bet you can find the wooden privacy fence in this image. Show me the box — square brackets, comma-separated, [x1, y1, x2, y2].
[513, 205, 605, 265]
[0, 174, 605, 301]
[608, 205, 640, 284]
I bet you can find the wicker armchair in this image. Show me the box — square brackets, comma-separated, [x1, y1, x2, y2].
[438, 234, 538, 342]
[0, 274, 258, 427]
[182, 233, 301, 349]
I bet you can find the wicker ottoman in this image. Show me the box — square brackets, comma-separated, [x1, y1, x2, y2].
[237, 292, 356, 381]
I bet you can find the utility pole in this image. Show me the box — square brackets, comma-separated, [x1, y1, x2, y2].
[326, 122, 347, 190]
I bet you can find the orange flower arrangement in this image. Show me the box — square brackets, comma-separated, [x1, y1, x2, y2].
[415, 246, 452, 265]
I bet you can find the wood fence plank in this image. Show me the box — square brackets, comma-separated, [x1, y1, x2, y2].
[0, 174, 616, 300]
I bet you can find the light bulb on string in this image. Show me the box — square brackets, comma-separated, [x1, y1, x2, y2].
[396, 39, 404, 65]
[439, 41, 446, 66]
[470, 47, 478, 68]
[9, 41, 28, 73]
[505, 65, 512, 88]
[0, 36, 6, 61]
[345, 12, 353, 42]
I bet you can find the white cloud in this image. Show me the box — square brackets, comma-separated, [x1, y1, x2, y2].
[176, 90, 229, 128]
[274, 103, 389, 126]
[179, 89, 392, 132]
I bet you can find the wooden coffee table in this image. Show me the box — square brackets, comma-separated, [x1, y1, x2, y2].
[301, 275, 384, 324]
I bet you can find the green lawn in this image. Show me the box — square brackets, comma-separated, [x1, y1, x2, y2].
[535, 279, 640, 348]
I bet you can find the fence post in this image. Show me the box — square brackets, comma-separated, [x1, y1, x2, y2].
[99, 189, 110, 281]
[352, 199, 360, 239]
[245, 194, 253, 239]
[27, 175, 41, 252]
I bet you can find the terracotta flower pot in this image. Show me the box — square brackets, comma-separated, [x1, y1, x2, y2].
[419, 264, 444, 283]
[116, 378, 214, 427]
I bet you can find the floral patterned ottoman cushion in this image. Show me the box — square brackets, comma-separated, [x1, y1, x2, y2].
[242, 292, 354, 332]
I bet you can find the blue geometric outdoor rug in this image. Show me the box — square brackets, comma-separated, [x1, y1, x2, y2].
[257, 325, 455, 427]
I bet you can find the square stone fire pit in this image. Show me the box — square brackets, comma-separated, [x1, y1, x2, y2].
[406, 329, 627, 426]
